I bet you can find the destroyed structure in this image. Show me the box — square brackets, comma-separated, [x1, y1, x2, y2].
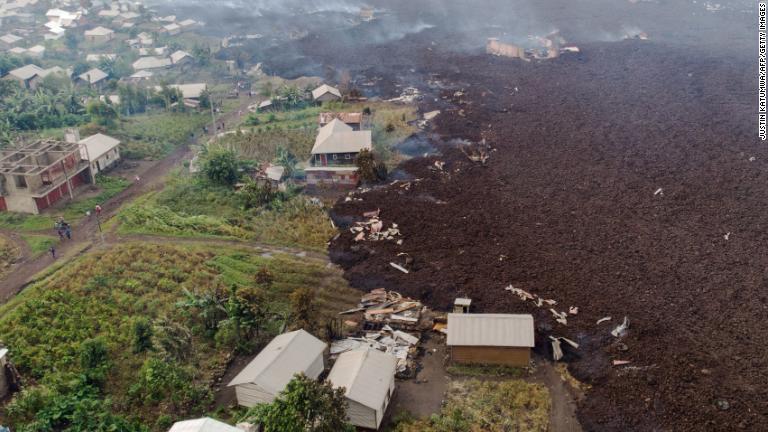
[0, 140, 91, 214]
[486, 33, 579, 61]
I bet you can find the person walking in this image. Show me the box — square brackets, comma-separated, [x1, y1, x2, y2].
[49, 246, 56, 259]
[65, 224, 71, 240]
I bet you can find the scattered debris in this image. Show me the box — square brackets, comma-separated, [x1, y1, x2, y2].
[460, 139, 491, 165]
[569, 306, 579, 315]
[654, 188, 664, 196]
[612, 360, 632, 366]
[611, 316, 630, 337]
[351, 214, 401, 242]
[549, 336, 580, 361]
[596, 316, 612, 325]
[390, 262, 410, 274]
[723, 232, 730, 241]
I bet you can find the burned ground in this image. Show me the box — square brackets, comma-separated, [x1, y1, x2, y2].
[230, 1, 763, 430]
[325, 38, 760, 432]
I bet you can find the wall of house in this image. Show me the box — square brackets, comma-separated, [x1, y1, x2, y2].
[316, 93, 340, 103]
[235, 383, 276, 408]
[306, 170, 358, 187]
[92, 148, 121, 174]
[346, 399, 377, 430]
[0, 350, 8, 399]
[4, 194, 38, 214]
[306, 353, 325, 380]
[450, 346, 530, 367]
[486, 39, 524, 59]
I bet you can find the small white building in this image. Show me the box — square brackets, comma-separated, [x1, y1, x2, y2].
[170, 50, 191, 65]
[312, 84, 342, 102]
[162, 23, 181, 36]
[227, 329, 326, 407]
[168, 417, 242, 432]
[132, 56, 172, 71]
[79, 133, 121, 175]
[327, 348, 397, 430]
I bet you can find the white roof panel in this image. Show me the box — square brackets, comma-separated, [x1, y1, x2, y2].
[312, 84, 341, 100]
[168, 417, 241, 432]
[447, 313, 535, 347]
[327, 348, 397, 410]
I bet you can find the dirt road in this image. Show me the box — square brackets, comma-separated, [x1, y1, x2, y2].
[0, 96, 259, 304]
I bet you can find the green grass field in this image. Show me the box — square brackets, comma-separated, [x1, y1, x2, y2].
[0, 242, 358, 431]
[112, 112, 210, 159]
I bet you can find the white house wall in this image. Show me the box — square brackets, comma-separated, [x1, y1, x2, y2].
[234, 383, 275, 407]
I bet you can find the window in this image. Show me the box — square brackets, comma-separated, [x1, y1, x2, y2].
[14, 175, 27, 189]
[345, 153, 351, 159]
[333, 154, 338, 160]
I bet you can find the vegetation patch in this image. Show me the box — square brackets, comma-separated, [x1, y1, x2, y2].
[118, 172, 335, 251]
[112, 112, 209, 159]
[446, 363, 527, 378]
[0, 234, 19, 277]
[393, 379, 551, 432]
[20, 234, 57, 257]
[0, 243, 358, 431]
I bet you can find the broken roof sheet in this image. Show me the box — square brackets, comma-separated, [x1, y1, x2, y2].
[227, 329, 326, 392]
[327, 348, 397, 410]
[312, 118, 372, 155]
[447, 313, 535, 347]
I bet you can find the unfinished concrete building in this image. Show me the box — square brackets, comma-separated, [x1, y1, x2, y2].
[0, 140, 91, 214]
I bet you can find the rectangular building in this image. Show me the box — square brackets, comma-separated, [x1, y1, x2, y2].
[0, 140, 91, 214]
[447, 313, 535, 367]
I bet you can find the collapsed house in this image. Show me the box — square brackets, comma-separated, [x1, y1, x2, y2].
[486, 33, 577, 61]
[446, 313, 535, 367]
[327, 348, 397, 430]
[227, 329, 326, 407]
[0, 140, 91, 214]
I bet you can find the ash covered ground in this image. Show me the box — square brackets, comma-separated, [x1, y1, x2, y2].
[165, 0, 762, 429]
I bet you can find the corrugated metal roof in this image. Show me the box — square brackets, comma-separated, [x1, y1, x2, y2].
[84, 26, 114, 36]
[80, 133, 120, 161]
[312, 84, 341, 100]
[327, 348, 397, 410]
[312, 119, 371, 154]
[447, 313, 535, 347]
[78, 68, 108, 84]
[8, 64, 44, 80]
[227, 329, 326, 392]
[168, 417, 241, 432]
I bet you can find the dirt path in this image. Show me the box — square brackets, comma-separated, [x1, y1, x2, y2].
[0, 96, 266, 304]
[530, 361, 584, 432]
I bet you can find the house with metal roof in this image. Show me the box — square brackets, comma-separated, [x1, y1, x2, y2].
[312, 84, 342, 102]
[306, 119, 371, 188]
[3, 64, 44, 89]
[227, 329, 326, 407]
[446, 313, 535, 366]
[170, 50, 191, 65]
[327, 348, 397, 430]
[167, 417, 242, 432]
[77, 68, 109, 88]
[79, 133, 120, 175]
[84, 26, 115, 43]
[132, 56, 172, 71]
[0, 33, 22, 48]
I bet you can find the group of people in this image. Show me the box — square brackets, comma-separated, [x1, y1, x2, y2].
[48, 205, 103, 259]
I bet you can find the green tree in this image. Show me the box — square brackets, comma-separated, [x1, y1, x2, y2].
[132, 317, 154, 354]
[87, 100, 118, 127]
[243, 374, 354, 432]
[240, 179, 275, 209]
[202, 149, 240, 186]
[289, 287, 316, 332]
[355, 149, 387, 183]
[275, 146, 298, 178]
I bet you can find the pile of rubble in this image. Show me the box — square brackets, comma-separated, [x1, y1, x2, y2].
[335, 289, 429, 377]
[349, 210, 402, 244]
